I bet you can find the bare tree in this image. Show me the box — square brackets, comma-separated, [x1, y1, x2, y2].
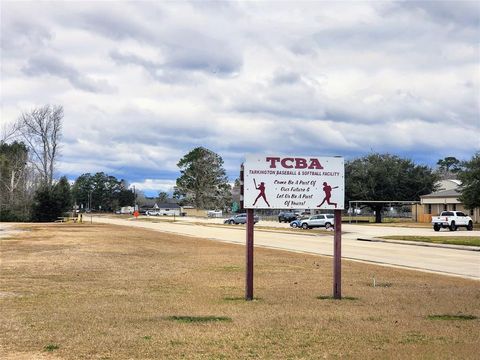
[0, 141, 37, 220]
[17, 105, 63, 188]
[1, 120, 20, 143]
[0, 142, 27, 203]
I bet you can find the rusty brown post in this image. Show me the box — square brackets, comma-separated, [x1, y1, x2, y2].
[245, 208, 254, 300]
[240, 164, 244, 211]
[333, 209, 342, 299]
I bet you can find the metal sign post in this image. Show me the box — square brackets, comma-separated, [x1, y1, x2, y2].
[333, 209, 342, 299]
[241, 164, 255, 300]
[246, 209, 254, 300]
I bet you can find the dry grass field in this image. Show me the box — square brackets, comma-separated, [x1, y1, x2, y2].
[1, 223, 479, 359]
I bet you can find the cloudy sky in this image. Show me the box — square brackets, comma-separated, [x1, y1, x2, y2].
[1, 1, 479, 195]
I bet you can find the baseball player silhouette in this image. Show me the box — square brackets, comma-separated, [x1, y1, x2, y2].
[317, 182, 338, 208]
[253, 179, 270, 207]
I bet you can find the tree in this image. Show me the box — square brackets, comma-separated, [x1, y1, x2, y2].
[118, 185, 135, 208]
[0, 141, 32, 221]
[71, 172, 134, 211]
[30, 178, 72, 222]
[346, 153, 438, 223]
[231, 178, 241, 211]
[71, 173, 94, 210]
[0, 141, 28, 205]
[30, 187, 60, 222]
[458, 152, 480, 210]
[174, 147, 232, 209]
[1, 120, 19, 143]
[55, 176, 72, 214]
[436, 156, 461, 179]
[158, 191, 169, 203]
[17, 105, 63, 188]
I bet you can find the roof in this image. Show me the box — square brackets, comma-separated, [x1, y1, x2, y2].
[157, 203, 181, 209]
[141, 198, 157, 206]
[421, 188, 460, 198]
[139, 202, 181, 209]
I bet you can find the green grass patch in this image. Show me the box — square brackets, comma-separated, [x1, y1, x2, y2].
[316, 295, 358, 301]
[427, 314, 477, 321]
[44, 343, 59, 352]
[0, 237, 15, 241]
[363, 316, 383, 322]
[380, 236, 480, 247]
[167, 315, 232, 323]
[217, 265, 242, 272]
[400, 332, 427, 344]
[343, 217, 417, 224]
[169, 340, 185, 346]
[369, 282, 393, 288]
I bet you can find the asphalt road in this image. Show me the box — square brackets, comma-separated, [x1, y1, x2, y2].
[89, 215, 480, 280]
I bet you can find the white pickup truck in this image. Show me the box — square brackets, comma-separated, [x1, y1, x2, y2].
[431, 211, 473, 231]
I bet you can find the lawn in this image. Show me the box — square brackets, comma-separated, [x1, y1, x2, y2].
[380, 235, 480, 247]
[1, 223, 479, 359]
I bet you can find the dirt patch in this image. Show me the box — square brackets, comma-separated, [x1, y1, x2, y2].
[0, 292, 27, 299]
[0, 351, 63, 360]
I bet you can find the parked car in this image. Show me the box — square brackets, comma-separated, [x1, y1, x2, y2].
[146, 210, 160, 216]
[290, 219, 303, 228]
[224, 213, 259, 225]
[278, 212, 297, 223]
[299, 214, 335, 229]
[207, 210, 223, 218]
[431, 211, 473, 231]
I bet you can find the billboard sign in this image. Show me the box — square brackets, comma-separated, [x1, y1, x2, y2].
[243, 155, 344, 210]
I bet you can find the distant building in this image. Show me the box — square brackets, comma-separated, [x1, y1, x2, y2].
[138, 196, 179, 212]
[120, 206, 134, 214]
[418, 180, 479, 223]
[156, 203, 181, 216]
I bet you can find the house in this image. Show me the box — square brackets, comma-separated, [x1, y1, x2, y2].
[418, 180, 479, 223]
[156, 203, 182, 216]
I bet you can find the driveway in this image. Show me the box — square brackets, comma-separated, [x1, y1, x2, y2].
[89, 215, 480, 280]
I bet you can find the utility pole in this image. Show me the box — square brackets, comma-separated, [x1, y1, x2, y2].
[88, 191, 92, 212]
[132, 185, 137, 210]
[88, 190, 93, 224]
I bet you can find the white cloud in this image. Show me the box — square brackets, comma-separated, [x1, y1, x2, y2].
[130, 179, 176, 193]
[1, 0, 479, 185]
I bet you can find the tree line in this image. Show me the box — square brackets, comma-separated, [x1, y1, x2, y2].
[1, 105, 66, 221]
[173, 149, 479, 223]
[0, 105, 135, 221]
[1, 105, 479, 222]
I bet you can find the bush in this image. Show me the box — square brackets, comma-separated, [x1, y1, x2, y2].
[0, 209, 30, 222]
[30, 178, 72, 222]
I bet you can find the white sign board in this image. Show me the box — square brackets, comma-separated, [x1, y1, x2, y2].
[244, 155, 344, 210]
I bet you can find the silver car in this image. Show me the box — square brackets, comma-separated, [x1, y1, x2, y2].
[299, 214, 335, 229]
[224, 213, 259, 225]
